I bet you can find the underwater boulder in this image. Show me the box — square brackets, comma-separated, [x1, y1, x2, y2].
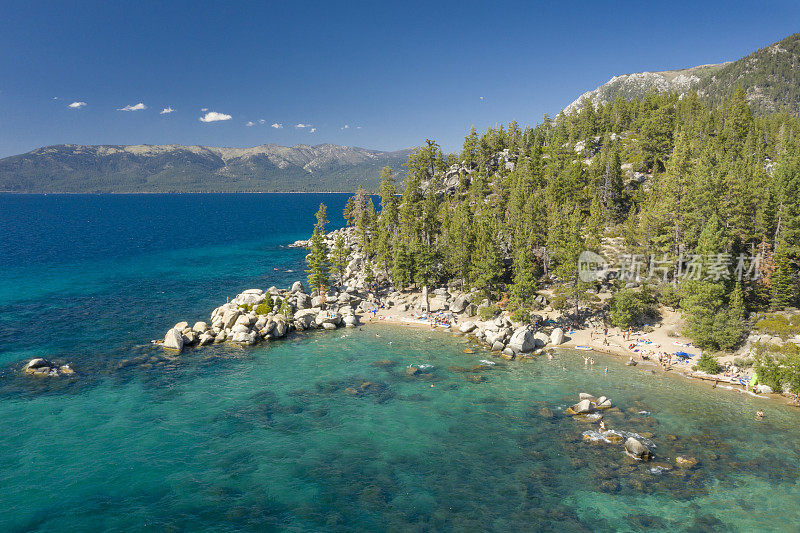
[624, 437, 653, 461]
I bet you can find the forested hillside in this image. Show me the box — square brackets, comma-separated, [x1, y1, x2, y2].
[333, 88, 800, 358]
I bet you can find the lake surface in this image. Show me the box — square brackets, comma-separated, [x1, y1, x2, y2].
[1, 194, 799, 532]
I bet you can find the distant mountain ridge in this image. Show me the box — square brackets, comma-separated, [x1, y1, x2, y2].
[0, 143, 413, 193]
[565, 32, 800, 114]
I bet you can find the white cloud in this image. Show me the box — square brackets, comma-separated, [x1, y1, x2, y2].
[201, 107, 208, 112]
[199, 111, 232, 123]
[310, 128, 316, 133]
[271, 123, 283, 129]
[295, 123, 312, 129]
[341, 124, 350, 130]
[52, 96, 59, 100]
[68, 101, 87, 108]
[356, 126, 362, 129]
[479, 96, 484, 100]
[258, 119, 266, 124]
[160, 107, 175, 114]
[246, 121, 255, 127]
[118, 102, 147, 111]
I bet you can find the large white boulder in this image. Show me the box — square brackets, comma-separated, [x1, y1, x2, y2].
[508, 326, 536, 353]
[163, 328, 184, 351]
[233, 289, 265, 306]
[550, 327, 565, 345]
[291, 281, 305, 293]
[192, 321, 208, 333]
[234, 314, 253, 327]
[459, 321, 476, 333]
[294, 309, 319, 330]
[231, 323, 250, 334]
[450, 294, 471, 313]
[231, 330, 258, 345]
[273, 318, 288, 337]
[222, 310, 242, 329]
[316, 311, 342, 326]
[296, 293, 312, 310]
[533, 332, 550, 348]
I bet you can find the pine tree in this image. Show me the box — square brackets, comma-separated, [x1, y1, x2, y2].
[471, 215, 503, 301]
[306, 204, 330, 292]
[771, 241, 797, 310]
[330, 234, 349, 286]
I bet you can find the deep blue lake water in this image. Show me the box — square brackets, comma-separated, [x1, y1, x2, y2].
[1, 193, 800, 532]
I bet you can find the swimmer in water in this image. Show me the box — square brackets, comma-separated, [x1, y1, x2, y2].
[590, 358, 595, 365]
[604, 366, 609, 373]
[599, 420, 606, 430]
[756, 410, 764, 420]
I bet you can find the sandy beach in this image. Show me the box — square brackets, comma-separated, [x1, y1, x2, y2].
[358, 290, 792, 405]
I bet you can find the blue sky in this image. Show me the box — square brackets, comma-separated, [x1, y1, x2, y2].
[0, 0, 798, 157]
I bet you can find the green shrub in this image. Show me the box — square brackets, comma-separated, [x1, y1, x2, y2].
[754, 353, 788, 392]
[279, 298, 294, 318]
[657, 284, 682, 309]
[238, 303, 252, 312]
[642, 325, 654, 333]
[694, 353, 722, 374]
[549, 294, 567, 311]
[733, 356, 754, 369]
[510, 308, 531, 324]
[479, 305, 500, 321]
[755, 313, 800, 339]
[255, 303, 271, 315]
[610, 288, 654, 329]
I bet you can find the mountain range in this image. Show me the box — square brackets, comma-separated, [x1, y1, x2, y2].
[2, 32, 799, 194]
[565, 31, 800, 114]
[0, 143, 413, 193]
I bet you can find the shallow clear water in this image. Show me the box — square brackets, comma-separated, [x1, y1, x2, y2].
[1, 194, 799, 532]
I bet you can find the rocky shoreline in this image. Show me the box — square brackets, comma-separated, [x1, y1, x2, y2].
[13, 227, 794, 415]
[155, 226, 569, 358]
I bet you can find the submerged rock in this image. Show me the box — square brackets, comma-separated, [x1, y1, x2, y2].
[675, 456, 699, 469]
[624, 437, 653, 461]
[23, 358, 53, 376]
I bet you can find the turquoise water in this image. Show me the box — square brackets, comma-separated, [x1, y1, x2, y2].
[2, 195, 800, 531]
